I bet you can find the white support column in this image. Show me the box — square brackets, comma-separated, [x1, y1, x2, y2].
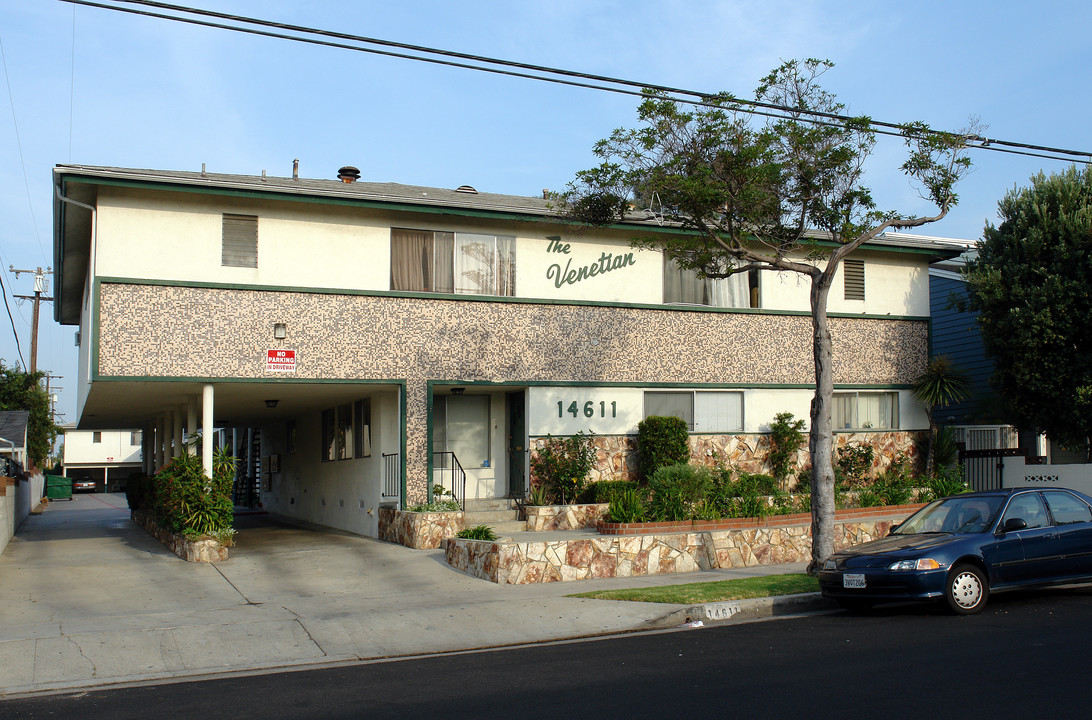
[171, 406, 183, 459]
[202, 384, 215, 478]
[186, 397, 199, 455]
[143, 423, 153, 474]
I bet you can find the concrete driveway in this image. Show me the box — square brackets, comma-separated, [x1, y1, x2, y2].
[0, 493, 695, 696]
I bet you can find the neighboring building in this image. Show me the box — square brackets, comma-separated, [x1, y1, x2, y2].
[60, 425, 143, 491]
[0, 410, 29, 476]
[53, 164, 961, 538]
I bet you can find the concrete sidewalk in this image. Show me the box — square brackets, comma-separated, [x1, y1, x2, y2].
[0, 494, 818, 697]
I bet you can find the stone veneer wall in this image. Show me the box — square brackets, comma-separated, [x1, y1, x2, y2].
[378, 506, 464, 549]
[532, 430, 925, 485]
[446, 505, 922, 584]
[131, 509, 229, 563]
[524, 503, 609, 531]
[97, 283, 928, 504]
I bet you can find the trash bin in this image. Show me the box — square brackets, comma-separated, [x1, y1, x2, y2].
[45, 474, 73, 501]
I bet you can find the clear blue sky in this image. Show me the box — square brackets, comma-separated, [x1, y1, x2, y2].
[2, 0, 1090, 426]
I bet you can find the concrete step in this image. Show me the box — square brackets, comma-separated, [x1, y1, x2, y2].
[463, 509, 519, 524]
[484, 520, 528, 536]
[463, 498, 517, 512]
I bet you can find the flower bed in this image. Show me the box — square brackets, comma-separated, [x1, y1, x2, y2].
[597, 503, 925, 535]
[132, 508, 229, 563]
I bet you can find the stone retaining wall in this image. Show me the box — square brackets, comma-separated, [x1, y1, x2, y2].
[379, 506, 464, 549]
[524, 503, 609, 531]
[131, 509, 229, 563]
[446, 505, 923, 584]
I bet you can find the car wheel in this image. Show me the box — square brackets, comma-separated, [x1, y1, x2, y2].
[945, 563, 989, 615]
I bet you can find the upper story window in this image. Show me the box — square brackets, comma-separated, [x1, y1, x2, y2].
[663, 258, 759, 308]
[390, 228, 515, 296]
[843, 259, 865, 301]
[222, 214, 258, 268]
[92, 431, 102, 443]
[129, 430, 142, 447]
[644, 390, 743, 432]
[833, 391, 898, 430]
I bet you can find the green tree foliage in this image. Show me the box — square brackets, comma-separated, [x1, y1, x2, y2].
[0, 361, 57, 468]
[963, 166, 1092, 450]
[636, 416, 691, 480]
[557, 60, 973, 572]
[529, 433, 597, 504]
[911, 355, 969, 474]
[768, 412, 806, 484]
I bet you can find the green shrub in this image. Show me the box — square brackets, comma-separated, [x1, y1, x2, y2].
[733, 471, 779, 496]
[922, 466, 969, 502]
[526, 483, 554, 506]
[457, 524, 499, 541]
[530, 433, 597, 504]
[933, 426, 959, 468]
[730, 492, 770, 519]
[837, 444, 874, 487]
[636, 416, 690, 481]
[647, 464, 711, 521]
[607, 487, 648, 523]
[768, 412, 806, 483]
[855, 489, 882, 508]
[125, 472, 154, 512]
[591, 480, 639, 504]
[150, 452, 234, 536]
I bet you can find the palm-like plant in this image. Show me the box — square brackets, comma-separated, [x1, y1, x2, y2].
[912, 355, 969, 476]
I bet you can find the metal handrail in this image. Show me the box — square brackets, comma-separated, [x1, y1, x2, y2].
[432, 451, 467, 510]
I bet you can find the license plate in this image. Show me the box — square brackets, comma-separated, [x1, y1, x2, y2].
[843, 574, 866, 589]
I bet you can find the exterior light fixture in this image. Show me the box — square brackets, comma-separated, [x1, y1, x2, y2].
[265, 400, 279, 408]
[273, 323, 287, 339]
[450, 388, 465, 396]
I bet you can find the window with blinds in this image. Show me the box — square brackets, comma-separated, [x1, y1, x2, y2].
[843, 259, 865, 301]
[222, 214, 258, 268]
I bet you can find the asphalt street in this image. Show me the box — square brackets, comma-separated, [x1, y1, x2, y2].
[5, 585, 1092, 719]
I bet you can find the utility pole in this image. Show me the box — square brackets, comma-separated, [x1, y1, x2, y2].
[44, 373, 63, 423]
[10, 266, 53, 373]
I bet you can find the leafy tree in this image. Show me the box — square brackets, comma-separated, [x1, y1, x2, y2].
[963, 166, 1092, 451]
[0, 361, 57, 469]
[768, 412, 807, 485]
[556, 59, 972, 572]
[911, 355, 969, 474]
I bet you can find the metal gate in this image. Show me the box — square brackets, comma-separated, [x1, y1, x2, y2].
[958, 448, 1025, 491]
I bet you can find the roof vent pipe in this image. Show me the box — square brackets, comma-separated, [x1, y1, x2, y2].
[292, 158, 299, 180]
[337, 166, 360, 183]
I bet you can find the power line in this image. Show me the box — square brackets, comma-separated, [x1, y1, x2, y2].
[60, 0, 1092, 165]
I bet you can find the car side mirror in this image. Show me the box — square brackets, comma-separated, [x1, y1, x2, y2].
[1001, 518, 1027, 533]
[888, 523, 901, 535]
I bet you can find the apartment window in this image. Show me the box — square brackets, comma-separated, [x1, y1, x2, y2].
[321, 404, 354, 461]
[833, 391, 899, 430]
[843, 259, 865, 301]
[222, 214, 258, 268]
[644, 391, 743, 432]
[129, 430, 142, 446]
[663, 258, 759, 308]
[390, 228, 515, 296]
[354, 399, 372, 458]
[92, 431, 102, 443]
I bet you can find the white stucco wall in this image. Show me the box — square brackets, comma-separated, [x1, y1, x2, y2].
[89, 186, 930, 317]
[63, 429, 142, 465]
[528, 386, 928, 437]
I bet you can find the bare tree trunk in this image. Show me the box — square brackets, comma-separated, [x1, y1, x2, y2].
[808, 274, 836, 575]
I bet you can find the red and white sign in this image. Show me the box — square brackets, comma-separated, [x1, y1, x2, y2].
[266, 349, 297, 373]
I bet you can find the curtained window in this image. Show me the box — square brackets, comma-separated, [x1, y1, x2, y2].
[833, 392, 899, 430]
[391, 228, 514, 296]
[663, 257, 756, 308]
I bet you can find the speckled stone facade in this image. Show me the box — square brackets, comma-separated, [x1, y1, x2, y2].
[97, 282, 928, 503]
[132, 509, 229, 562]
[524, 503, 609, 531]
[378, 506, 464, 549]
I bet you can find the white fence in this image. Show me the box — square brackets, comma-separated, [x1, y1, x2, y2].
[1, 472, 44, 556]
[1001, 455, 1092, 496]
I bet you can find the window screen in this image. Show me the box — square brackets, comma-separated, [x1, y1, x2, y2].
[694, 392, 743, 432]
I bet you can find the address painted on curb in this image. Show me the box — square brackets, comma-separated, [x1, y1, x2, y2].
[700, 602, 742, 620]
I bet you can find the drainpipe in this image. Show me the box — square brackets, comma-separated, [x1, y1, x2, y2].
[54, 181, 97, 388]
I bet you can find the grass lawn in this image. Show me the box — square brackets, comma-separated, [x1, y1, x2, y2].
[567, 573, 819, 604]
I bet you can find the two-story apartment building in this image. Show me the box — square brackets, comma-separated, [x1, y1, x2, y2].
[53, 164, 960, 538]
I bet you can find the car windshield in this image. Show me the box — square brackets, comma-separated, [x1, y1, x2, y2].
[893, 495, 1006, 534]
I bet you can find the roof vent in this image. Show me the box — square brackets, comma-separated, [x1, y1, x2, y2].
[337, 166, 361, 183]
[455, 185, 478, 194]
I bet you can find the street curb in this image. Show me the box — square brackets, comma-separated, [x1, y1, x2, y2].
[658, 592, 838, 627]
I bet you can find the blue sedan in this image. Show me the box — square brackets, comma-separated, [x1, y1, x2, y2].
[818, 487, 1092, 614]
